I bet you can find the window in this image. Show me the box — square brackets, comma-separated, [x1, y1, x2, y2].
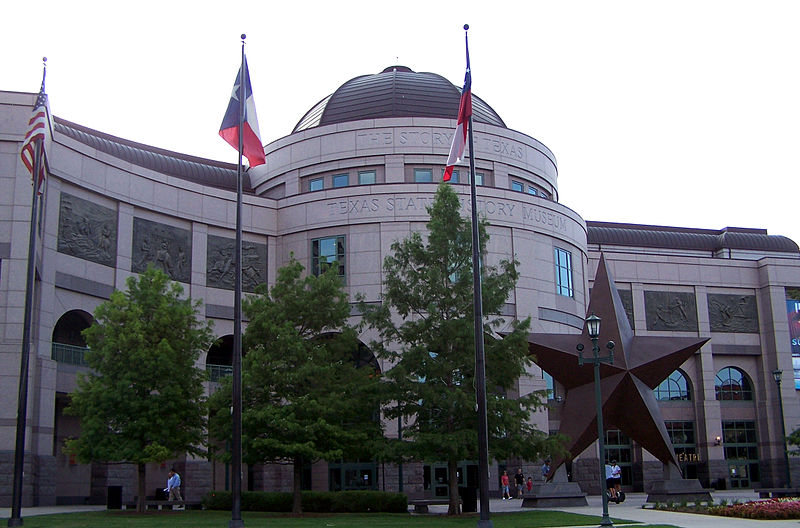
[715, 367, 753, 401]
[358, 170, 376, 185]
[654, 370, 691, 401]
[474, 172, 484, 186]
[442, 169, 460, 183]
[666, 421, 698, 479]
[542, 370, 554, 400]
[311, 236, 345, 279]
[554, 247, 573, 297]
[414, 168, 433, 183]
[332, 173, 349, 188]
[309, 177, 324, 192]
[511, 180, 524, 192]
[527, 186, 538, 196]
[722, 421, 759, 487]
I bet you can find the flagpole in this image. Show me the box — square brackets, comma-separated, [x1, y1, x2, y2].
[463, 24, 493, 528]
[230, 34, 246, 528]
[9, 60, 48, 528]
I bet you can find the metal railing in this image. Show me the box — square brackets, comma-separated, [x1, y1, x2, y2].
[51, 343, 89, 366]
[206, 364, 233, 382]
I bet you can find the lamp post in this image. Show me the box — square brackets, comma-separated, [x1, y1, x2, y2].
[577, 314, 615, 527]
[772, 369, 791, 488]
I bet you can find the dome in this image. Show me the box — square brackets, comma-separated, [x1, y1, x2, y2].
[293, 65, 506, 132]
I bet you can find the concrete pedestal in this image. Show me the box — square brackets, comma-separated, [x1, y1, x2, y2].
[521, 482, 588, 508]
[645, 479, 712, 503]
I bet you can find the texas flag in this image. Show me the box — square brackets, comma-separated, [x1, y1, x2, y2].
[443, 61, 472, 182]
[219, 57, 266, 167]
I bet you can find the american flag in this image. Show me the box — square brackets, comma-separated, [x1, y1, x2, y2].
[20, 76, 51, 194]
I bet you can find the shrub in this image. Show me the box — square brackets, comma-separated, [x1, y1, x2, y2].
[203, 490, 407, 513]
[709, 498, 800, 520]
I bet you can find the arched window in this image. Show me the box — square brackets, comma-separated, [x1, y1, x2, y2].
[206, 334, 234, 382]
[51, 309, 93, 366]
[715, 367, 753, 401]
[654, 370, 691, 401]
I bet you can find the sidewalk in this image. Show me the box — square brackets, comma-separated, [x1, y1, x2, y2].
[0, 504, 106, 519]
[428, 491, 800, 527]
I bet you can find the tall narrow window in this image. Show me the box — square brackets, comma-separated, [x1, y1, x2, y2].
[358, 170, 376, 185]
[332, 173, 349, 188]
[554, 247, 573, 297]
[312, 236, 345, 279]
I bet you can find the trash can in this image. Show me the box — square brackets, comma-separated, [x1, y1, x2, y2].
[459, 486, 477, 513]
[107, 486, 122, 509]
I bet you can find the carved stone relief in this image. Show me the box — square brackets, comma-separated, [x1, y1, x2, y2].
[618, 289, 635, 330]
[131, 218, 191, 283]
[57, 193, 118, 267]
[644, 291, 698, 332]
[708, 293, 759, 333]
[206, 235, 267, 292]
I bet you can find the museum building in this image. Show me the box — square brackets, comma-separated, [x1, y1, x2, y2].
[1, 65, 799, 506]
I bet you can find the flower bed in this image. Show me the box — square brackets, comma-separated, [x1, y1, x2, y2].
[709, 498, 800, 519]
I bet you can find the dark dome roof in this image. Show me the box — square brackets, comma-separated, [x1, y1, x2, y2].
[293, 65, 506, 132]
[54, 117, 251, 193]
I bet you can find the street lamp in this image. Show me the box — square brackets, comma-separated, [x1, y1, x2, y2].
[577, 313, 615, 527]
[772, 369, 791, 488]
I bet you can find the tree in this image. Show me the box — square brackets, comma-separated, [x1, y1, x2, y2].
[65, 266, 213, 512]
[360, 184, 559, 515]
[209, 257, 383, 514]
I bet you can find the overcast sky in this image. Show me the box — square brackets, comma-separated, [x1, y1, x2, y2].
[4, 1, 799, 245]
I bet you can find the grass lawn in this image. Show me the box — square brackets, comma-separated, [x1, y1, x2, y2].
[2, 510, 650, 528]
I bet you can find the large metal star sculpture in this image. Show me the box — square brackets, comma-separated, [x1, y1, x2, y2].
[530, 254, 708, 477]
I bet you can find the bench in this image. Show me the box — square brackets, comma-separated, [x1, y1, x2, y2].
[409, 498, 461, 513]
[120, 500, 202, 511]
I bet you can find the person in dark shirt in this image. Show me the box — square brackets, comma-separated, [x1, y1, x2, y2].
[514, 468, 525, 498]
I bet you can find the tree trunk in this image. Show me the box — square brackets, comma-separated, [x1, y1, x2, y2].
[292, 456, 303, 514]
[137, 462, 147, 513]
[448, 459, 460, 515]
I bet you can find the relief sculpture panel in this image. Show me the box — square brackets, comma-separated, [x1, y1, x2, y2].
[708, 293, 759, 333]
[206, 235, 267, 292]
[618, 289, 635, 330]
[132, 218, 191, 283]
[644, 291, 698, 332]
[57, 193, 118, 267]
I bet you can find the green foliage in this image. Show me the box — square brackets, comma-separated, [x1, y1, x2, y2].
[359, 184, 559, 512]
[787, 288, 800, 301]
[203, 490, 408, 513]
[208, 257, 383, 512]
[788, 427, 800, 455]
[65, 265, 213, 466]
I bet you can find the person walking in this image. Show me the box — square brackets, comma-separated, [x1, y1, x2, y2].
[500, 470, 511, 500]
[514, 468, 525, 498]
[165, 468, 183, 508]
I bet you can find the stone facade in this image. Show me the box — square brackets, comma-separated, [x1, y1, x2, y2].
[1, 72, 799, 507]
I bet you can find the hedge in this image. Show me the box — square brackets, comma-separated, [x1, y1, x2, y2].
[203, 490, 408, 513]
